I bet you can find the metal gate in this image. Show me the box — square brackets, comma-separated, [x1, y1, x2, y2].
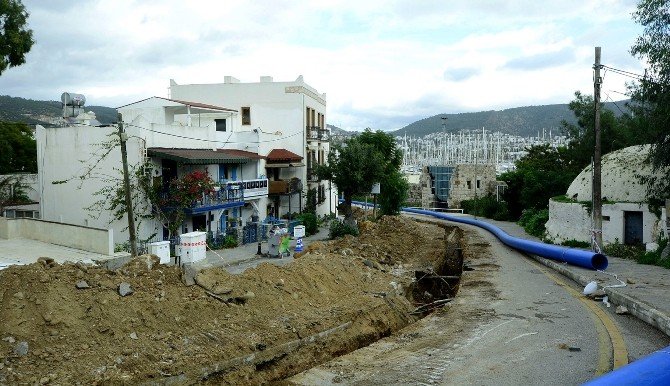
[243, 223, 259, 245]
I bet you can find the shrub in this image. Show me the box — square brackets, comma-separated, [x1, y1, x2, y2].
[603, 240, 644, 260]
[297, 212, 318, 236]
[460, 195, 512, 221]
[223, 234, 238, 248]
[518, 208, 548, 238]
[561, 239, 591, 248]
[329, 219, 359, 239]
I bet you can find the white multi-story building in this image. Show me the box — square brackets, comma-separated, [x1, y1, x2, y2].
[36, 76, 335, 246]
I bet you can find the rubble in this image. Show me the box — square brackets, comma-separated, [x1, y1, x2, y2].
[0, 216, 460, 384]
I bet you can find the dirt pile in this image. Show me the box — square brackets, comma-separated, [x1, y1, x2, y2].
[0, 216, 459, 385]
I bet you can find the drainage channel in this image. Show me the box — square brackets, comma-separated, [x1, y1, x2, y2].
[188, 225, 467, 385]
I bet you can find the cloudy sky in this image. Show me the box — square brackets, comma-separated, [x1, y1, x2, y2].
[1, 0, 645, 131]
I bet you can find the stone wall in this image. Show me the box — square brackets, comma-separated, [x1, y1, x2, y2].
[447, 164, 496, 208]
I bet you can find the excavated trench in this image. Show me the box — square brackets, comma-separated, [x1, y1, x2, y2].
[0, 217, 467, 385]
[201, 224, 467, 385]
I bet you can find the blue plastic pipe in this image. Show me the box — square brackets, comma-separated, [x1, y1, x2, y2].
[349, 201, 608, 270]
[583, 345, 670, 385]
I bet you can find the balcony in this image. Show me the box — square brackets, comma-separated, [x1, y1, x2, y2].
[306, 167, 321, 182]
[269, 177, 303, 195]
[187, 185, 245, 214]
[306, 126, 330, 142]
[159, 178, 269, 214]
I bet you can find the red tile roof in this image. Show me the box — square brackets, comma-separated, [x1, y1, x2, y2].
[266, 148, 303, 163]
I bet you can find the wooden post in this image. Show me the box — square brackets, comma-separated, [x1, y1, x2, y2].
[593, 47, 603, 251]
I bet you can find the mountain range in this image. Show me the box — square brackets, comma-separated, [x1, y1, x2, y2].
[0, 95, 118, 126]
[391, 100, 628, 138]
[1, 95, 627, 138]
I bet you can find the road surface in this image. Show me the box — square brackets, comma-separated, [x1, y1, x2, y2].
[289, 219, 669, 385]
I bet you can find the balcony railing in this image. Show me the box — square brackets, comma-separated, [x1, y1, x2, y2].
[306, 126, 330, 142]
[306, 167, 321, 182]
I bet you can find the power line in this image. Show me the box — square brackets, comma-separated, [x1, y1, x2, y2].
[602, 65, 645, 80]
[602, 91, 627, 115]
[124, 122, 304, 144]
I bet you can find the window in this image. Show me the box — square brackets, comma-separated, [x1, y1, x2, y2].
[466, 180, 472, 189]
[603, 216, 610, 221]
[476, 179, 481, 189]
[241, 107, 251, 125]
[215, 119, 226, 132]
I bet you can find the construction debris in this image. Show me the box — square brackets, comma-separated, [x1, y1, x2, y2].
[0, 216, 462, 385]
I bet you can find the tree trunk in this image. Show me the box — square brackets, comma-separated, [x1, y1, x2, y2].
[343, 195, 356, 228]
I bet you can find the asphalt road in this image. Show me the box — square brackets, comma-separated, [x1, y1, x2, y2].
[288, 220, 670, 385]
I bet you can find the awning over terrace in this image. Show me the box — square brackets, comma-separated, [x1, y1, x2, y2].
[147, 148, 264, 165]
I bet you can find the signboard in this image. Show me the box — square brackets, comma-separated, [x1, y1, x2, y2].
[227, 178, 269, 199]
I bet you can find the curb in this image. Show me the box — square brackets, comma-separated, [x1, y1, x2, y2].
[526, 253, 670, 338]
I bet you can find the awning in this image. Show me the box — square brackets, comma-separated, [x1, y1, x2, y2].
[267, 148, 303, 163]
[265, 162, 305, 168]
[148, 148, 263, 165]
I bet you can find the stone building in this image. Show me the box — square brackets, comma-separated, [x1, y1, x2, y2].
[545, 145, 668, 247]
[413, 164, 498, 209]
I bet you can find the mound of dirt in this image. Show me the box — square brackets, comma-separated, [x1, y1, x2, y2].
[0, 216, 459, 385]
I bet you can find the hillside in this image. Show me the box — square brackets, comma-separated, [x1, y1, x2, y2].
[0, 95, 117, 126]
[393, 101, 628, 138]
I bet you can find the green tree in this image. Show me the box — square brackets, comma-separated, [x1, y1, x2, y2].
[561, 91, 633, 169]
[0, 174, 31, 214]
[0, 121, 36, 173]
[0, 0, 34, 75]
[500, 144, 580, 220]
[357, 129, 408, 215]
[628, 0, 670, 207]
[316, 136, 384, 226]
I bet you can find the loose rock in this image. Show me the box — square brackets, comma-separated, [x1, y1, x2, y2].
[615, 305, 629, 315]
[14, 341, 29, 356]
[75, 280, 90, 289]
[118, 282, 134, 297]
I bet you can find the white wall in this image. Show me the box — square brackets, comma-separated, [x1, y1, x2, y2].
[170, 76, 335, 217]
[546, 199, 667, 246]
[0, 217, 113, 255]
[36, 124, 159, 246]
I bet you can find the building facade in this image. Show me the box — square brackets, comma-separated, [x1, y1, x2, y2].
[414, 164, 498, 209]
[168, 75, 334, 219]
[36, 76, 336, 247]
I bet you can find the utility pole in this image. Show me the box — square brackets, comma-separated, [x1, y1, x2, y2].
[118, 113, 138, 257]
[593, 47, 603, 252]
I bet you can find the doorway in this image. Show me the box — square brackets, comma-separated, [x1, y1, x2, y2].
[192, 214, 207, 232]
[624, 211, 643, 245]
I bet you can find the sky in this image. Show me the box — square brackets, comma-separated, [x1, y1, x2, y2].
[0, 0, 646, 131]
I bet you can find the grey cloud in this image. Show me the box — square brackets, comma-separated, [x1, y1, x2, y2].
[503, 48, 576, 71]
[443, 67, 480, 82]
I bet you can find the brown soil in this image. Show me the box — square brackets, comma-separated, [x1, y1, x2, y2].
[0, 216, 462, 385]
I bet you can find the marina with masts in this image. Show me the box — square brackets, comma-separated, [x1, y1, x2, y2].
[398, 127, 568, 175]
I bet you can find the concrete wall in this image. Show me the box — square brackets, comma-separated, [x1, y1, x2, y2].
[0, 217, 113, 255]
[546, 199, 667, 246]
